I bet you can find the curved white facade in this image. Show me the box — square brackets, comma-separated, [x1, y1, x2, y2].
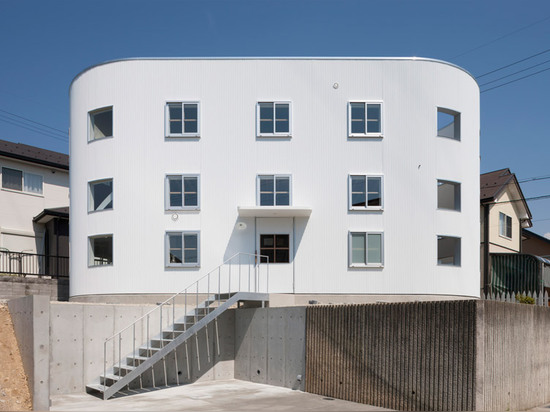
[69, 58, 480, 299]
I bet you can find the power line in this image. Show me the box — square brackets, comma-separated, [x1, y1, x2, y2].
[0, 108, 68, 136]
[0, 116, 69, 143]
[480, 66, 550, 93]
[451, 15, 550, 60]
[478, 57, 550, 87]
[476, 48, 550, 79]
[490, 194, 550, 205]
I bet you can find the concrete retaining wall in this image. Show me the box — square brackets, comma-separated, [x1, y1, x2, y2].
[0, 275, 68, 301]
[235, 307, 306, 391]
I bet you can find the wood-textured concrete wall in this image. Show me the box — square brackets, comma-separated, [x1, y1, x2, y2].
[305, 301, 477, 411]
[478, 301, 550, 411]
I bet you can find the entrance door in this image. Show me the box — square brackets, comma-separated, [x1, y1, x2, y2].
[256, 218, 293, 293]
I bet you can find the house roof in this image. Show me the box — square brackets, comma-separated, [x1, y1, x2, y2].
[480, 168, 532, 226]
[33, 207, 69, 224]
[0, 139, 68, 170]
[522, 229, 550, 244]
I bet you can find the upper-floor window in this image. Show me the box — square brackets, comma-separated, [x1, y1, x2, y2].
[437, 180, 461, 211]
[165, 175, 200, 210]
[165, 102, 200, 137]
[89, 107, 113, 141]
[1, 167, 43, 195]
[257, 175, 291, 206]
[166, 231, 200, 267]
[257, 102, 291, 136]
[348, 102, 382, 137]
[348, 232, 383, 267]
[88, 234, 113, 267]
[88, 179, 113, 212]
[499, 212, 512, 239]
[437, 107, 460, 141]
[349, 175, 383, 210]
[437, 235, 461, 266]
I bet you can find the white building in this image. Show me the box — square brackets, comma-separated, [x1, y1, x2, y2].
[69, 58, 480, 303]
[0, 140, 69, 274]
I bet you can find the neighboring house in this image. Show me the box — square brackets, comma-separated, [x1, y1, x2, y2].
[69, 57, 480, 302]
[0, 140, 69, 275]
[480, 168, 533, 293]
[522, 228, 550, 258]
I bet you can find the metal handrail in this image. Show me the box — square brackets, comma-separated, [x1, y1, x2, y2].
[0, 250, 69, 278]
[102, 252, 269, 388]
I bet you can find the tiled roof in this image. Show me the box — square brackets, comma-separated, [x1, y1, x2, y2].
[0, 139, 68, 170]
[480, 168, 513, 202]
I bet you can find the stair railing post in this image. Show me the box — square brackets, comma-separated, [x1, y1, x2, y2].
[118, 333, 122, 381]
[248, 255, 251, 292]
[160, 305, 163, 349]
[184, 288, 187, 330]
[239, 254, 241, 292]
[195, 282, 199, 323]
[267, 256, 269, 294]
[218, 267, 221, 306]
[103, 340, 107, 395]
[172, 297, 175, 339]
[207, 273, 210, 314]
[229, 263, 231, 295]
[133, 323, 136, 371]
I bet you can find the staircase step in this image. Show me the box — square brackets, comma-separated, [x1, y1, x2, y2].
[86, 383, 107, 394]
[113, 364, 135, 374]
[100, 373, 122, 384]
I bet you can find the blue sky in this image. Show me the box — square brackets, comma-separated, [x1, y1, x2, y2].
[1, 0, 550, 236]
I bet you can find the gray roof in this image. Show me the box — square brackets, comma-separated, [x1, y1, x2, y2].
[0, 139, 68, 170]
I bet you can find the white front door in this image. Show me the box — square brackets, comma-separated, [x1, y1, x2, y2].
[256, 217, 293, 293]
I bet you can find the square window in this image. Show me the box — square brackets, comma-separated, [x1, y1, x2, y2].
[437, 108, 460, 140]
[257, 175, 291, 206]
[257, 102, 291, 136]
[88, 179, 113, 212]
[499, 212, 512, 239]
[437, 180, 460, 211]
[260, 234, 290, 263]
[348, 102, 383, 137]
[437, 236, 461, 266]
[89, 107, 113, 141]
[89, 235, 113, 266]
[348, 232, 383, 267]
[166, 232, 200, 267]
[2, 168, 43, 195]
[165, 175, 200, 210]
[349, 175, 383, 210]
[165, 102, 200, 137]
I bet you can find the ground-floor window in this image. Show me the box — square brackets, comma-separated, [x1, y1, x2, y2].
[260, 234, 289, 263]
[166, 231, 200, 267]
[348, 232, 383, 267]
[88, 235, 113, 266]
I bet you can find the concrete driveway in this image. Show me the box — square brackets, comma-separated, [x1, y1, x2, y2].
[50, 379, 392, 411]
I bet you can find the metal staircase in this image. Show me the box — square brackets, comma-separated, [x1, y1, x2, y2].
[86, 253, 269, 400]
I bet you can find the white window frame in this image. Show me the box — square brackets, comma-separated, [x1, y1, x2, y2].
[88, 106, 113, 142]
[437, 235, 461, 267]
[348, 101, 383, 137]
[348, 231, 384, 268]
[256, 101, 292, 137]
[165, 231, 200, 268]
[88, 234, 113, 267]
[165, 174, 200, 211]
[499, 212, 513, 239]
[256, 174, 292, 206]
[165, 102, 200, 138]
[1, 167, 43, 196]
[348, 174, 383, 210]
[88, 178, 113, 213]
[437, 179, 461, 211]
[437, 107, 461, 141]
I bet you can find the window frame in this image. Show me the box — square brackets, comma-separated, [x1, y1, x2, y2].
[165, 174, 200, 211]
[348, 231, 384, 268]
[499, 212, 513, 239]
[165, 101, 200, 138]
[256, 174, 292, 206]
[88, 178, 113, 213]
[437, 107, 461, 141]
[1, 167, 43, 196]
[348, 174, 384, 210]
[165, 231, 200, 268]
[256, 101, 292, 137]
[437, 179, 461, 211]
[348, 101, 383, 138]
[88, 106, 113, 142]
[437, 235, 461, 267]
[259, 234, 290, 264]
[88, 234, 113, 267]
